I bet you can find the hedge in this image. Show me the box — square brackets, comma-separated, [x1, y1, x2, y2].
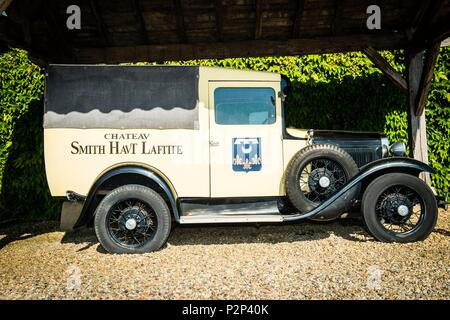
[0, 49, 60, 222]
[0, 48, 448, 222]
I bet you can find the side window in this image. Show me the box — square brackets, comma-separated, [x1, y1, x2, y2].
[214, 87, 276, 125]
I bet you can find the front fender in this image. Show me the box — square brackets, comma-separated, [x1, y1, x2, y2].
[283, 157, 434, 222]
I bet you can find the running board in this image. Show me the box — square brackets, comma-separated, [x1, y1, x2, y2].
[179, 214, 283, 224]
[180, 199, 281, 217]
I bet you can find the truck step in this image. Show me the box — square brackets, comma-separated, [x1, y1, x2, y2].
[179, 214, 283, 224]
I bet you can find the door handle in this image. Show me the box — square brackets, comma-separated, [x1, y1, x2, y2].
[210, 140, 220, 146]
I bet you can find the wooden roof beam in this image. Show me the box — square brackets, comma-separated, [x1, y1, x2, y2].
[132, 0, 148, 44]
[88, 0, 110, 46]
[174, 0, 187, 43]
[74, 32, 408, 64]
[42, 2, 70, 61]
[409, 0, 444, 41]
[363, 46, 408, 93]
[291, 0, 305, 38]
[254, 0, 263, 40]
[0, 16, 22, 44]
[214, 0, 224, 41]
[331, 0, 343, 35]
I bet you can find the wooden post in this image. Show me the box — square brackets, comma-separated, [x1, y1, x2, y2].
[405, 49, 430, 184]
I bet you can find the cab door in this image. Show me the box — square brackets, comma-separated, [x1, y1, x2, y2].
[208, 81, 284, 197]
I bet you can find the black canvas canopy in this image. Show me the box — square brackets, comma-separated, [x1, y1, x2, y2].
[44, 65, 199, 129]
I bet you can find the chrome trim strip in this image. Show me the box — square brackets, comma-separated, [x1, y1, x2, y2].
[180, 214, 283, 224]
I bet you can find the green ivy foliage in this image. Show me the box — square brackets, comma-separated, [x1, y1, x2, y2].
[0, 49, 60, 221]
[0, 48, 448, 222]
[424, 48, 450, 197]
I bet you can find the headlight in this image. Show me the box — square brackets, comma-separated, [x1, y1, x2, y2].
[389, 141, 407, 156]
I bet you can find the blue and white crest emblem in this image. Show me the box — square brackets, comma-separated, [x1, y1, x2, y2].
[232, 137, 261, 172]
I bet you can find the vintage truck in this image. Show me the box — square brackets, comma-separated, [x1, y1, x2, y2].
[44, 65, 440, 253]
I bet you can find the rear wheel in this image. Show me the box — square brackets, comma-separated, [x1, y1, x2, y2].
[94, 184, 171, 253]
[362, 173, 438, 242]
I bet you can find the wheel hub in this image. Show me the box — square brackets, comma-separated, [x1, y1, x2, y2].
[397, 204, 409, 217]
[308, 168, 335, 193]
[380, 194, 412, 224]
[300, 158, 348, 205]
[119, 207, 149, 232]
[125, 218, 137, 230]
[318, 176, 331, 188]
[107, 199, 158, 249]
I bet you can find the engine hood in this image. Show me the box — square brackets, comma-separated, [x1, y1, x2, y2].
[309, 129, 388, 167]
[310, 129, 386, 140]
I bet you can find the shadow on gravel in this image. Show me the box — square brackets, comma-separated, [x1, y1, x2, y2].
[58, 218, 374, 253]
[166, 218, 374, 247]
[0, 218, 377, 253]
[433, 228, 450, 237]
[0, 221, 58, 250]
[60, 227, 98, 252]
[4, 217, 446, 253]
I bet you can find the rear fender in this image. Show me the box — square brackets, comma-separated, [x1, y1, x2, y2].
[73, 166, 179, 228]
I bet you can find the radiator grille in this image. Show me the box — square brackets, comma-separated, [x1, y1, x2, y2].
[342, 148, 379, 167]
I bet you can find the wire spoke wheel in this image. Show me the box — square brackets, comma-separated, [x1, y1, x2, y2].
[375, 185, 425, 235]
[298, 157, 348, 204]
[107, 198, 158, 249]
[362, 173, 438, 243]
[285, 145, 359, 221]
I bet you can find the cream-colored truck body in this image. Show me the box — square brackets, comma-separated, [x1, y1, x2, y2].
[44, 64, 440, 252]
[44, 66, 307, 201]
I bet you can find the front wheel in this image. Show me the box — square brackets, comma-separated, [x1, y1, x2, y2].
[362, 173, 438, 242]
[94, 184, 172, 253]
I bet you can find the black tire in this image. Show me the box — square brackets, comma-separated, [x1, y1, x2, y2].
[285, 144, 359, 220]
[94, 184, 171, 253]
[362, 173, 438, 242]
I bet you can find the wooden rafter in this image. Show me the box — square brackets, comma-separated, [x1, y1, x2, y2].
[74, 32, 407, 64]
[415, 42, 441, 116]
[254, 0, 263, 40]
[0, 15, 22, 43]
[42, 1, 71, 60]
[0, 0, 14, 13]
[214, 0, 224, 41]
[291, 0, 305, 38]
[331, 0, 343, 35]
[174, 0, 187, 43]
[363, 47, 408, 93]
[429, 15, 450, 44]
[132, 0, 148, 44]
[410, 0, 444, 40]
[89, 0, 110, 46]
[409, 1, 433, 36]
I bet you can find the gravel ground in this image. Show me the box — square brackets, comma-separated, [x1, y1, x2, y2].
[0, 209, 448, 300]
